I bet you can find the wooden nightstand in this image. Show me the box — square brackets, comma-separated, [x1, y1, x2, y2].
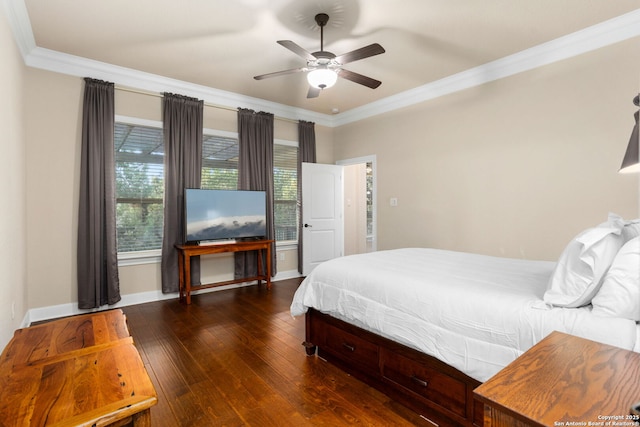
[474, 331, 640, 427]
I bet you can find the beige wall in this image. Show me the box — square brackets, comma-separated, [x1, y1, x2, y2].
[24, 69, 81, 308]
[0, 5, 28, 349]
[334, 37, 640, 261]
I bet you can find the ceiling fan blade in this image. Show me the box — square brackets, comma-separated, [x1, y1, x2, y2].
[307, 87, 321, 99]
[337, 69, 382, 89]
[334, 43, 385, 65]
[253, 67, 307, 80]
[277, 40, 316, 61]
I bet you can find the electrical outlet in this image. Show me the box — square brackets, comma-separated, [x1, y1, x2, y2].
[278, 252, 285, 261]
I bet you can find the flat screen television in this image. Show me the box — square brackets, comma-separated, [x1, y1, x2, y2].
[184, 188, 267, 243]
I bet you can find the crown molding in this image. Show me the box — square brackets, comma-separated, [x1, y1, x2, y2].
[332, 8, 640, 127]
[24, 46, 335, 126]
[5, 0, 640, 128]
[1, 0, 35, 56]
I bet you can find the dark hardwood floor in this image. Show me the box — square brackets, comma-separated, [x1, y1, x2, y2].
[122, 278, 428, 426]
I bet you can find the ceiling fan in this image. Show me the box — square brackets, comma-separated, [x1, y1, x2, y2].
[253, 13, 385, 98]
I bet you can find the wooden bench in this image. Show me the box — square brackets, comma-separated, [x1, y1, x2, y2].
[0, 309, 157, 426]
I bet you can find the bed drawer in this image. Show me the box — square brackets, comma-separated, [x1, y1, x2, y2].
[380, 348, 467, 418]
[321, 323, 379, 372]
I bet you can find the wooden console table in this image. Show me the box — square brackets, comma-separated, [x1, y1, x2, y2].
[175, 239, 274, 304]
[0, 309, 157, 426]
[474, 331, 640, 427]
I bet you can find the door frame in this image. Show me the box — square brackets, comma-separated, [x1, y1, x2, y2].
[336, 155, 377, 253]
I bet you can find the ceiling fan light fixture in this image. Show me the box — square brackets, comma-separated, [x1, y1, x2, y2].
[254, 13, 384, 98]
[307, 68, 338, 90]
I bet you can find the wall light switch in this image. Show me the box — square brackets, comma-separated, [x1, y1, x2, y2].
[390, 197, 398, 207]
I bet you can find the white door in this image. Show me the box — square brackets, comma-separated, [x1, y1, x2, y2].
[301, 162, 344, 275]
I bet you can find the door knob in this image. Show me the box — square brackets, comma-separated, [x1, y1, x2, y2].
[304, 223, 312, 228]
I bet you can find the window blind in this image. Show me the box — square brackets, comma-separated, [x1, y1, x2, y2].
[114, 122, 164, 252]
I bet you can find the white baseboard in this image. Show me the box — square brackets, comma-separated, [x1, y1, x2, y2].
[26, 270, 302, 325]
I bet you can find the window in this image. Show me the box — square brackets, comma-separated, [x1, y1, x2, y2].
[114, 119, 299, 254]
[200, 132, 299, 243]
[273, 142, 298, 242]
[200, 133, 239, 189]
[114, 122, 164, 253]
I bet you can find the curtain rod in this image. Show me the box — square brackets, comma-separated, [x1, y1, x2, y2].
[115, 85, 300, 124]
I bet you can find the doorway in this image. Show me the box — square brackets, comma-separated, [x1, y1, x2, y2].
[337, 155, 376, 255]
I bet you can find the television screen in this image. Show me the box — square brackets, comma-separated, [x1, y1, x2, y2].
[184, 189, 267, 243]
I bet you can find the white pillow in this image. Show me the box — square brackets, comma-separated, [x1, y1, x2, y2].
[544, 221, 625, 308]
[623, 219, 640, 242]
[604, 212, 640, 241]
[591, 237, 640, 321]
[599, 212, 626, 228]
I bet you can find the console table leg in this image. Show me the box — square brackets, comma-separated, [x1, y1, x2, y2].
[184, 254, 192, 305]
[177, 252, 185, 302]
[257, 249, 264, 287]
[266, 244, 272, 289]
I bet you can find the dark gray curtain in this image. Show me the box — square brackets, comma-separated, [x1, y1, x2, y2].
[77, 78, 120, 309]
[161, 93, 203, 293]
[236, 108, 276, 278]
[297, 120, 317, 274]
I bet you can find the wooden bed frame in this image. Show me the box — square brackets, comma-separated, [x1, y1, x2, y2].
[304, 308, 484, 427]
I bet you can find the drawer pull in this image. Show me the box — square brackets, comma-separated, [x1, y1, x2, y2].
[411, 375, 429, 388]
[342, 343, 356, 352]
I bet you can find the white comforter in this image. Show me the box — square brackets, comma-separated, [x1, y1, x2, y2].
[290, 248, 639, 382]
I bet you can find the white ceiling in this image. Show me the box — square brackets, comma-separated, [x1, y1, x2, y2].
[13, 1, 640, 122]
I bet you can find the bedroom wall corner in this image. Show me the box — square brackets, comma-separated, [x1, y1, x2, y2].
[0, 3, 28, 350]
[24, 68, 82, 310]
[314, 123, 336, 164]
